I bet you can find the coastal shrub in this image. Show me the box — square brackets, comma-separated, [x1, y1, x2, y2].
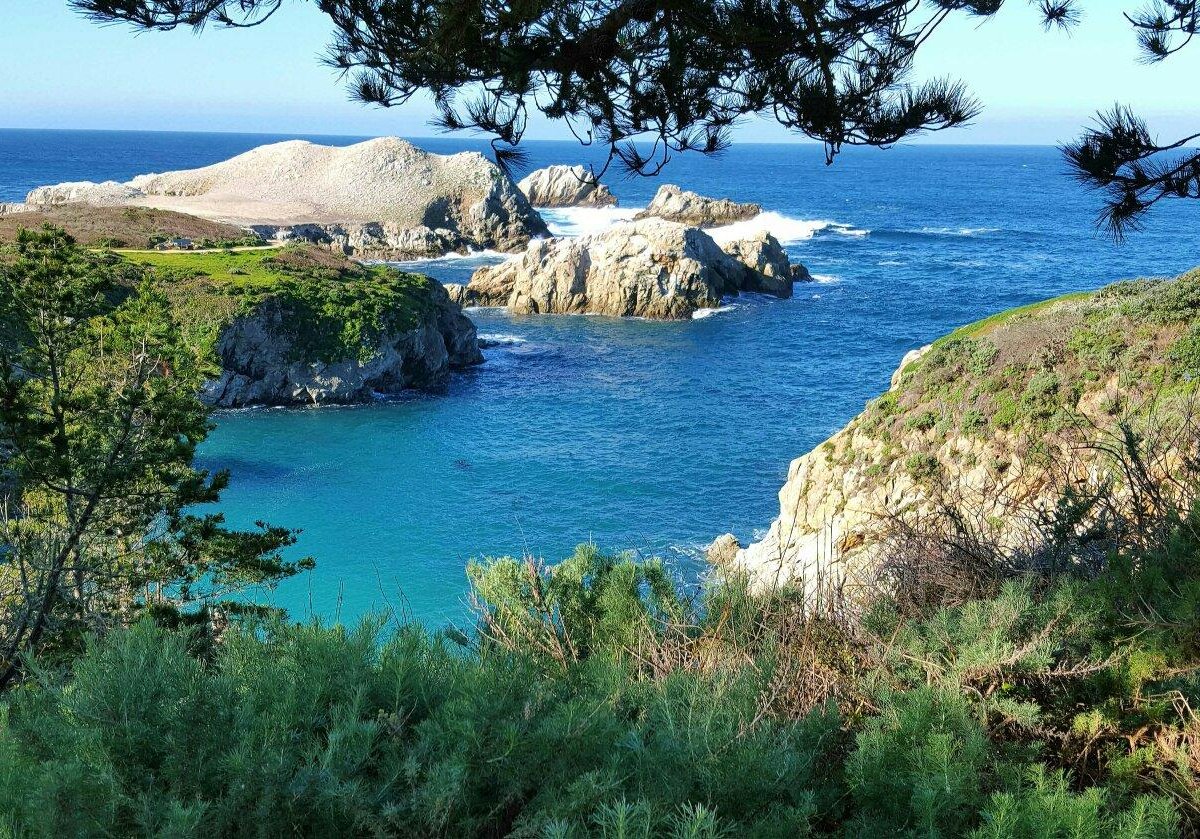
[3, 516, 1200, 834]
[846, 688, 990, 835]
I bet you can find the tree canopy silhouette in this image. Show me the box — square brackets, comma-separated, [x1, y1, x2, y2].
[71, 0, 1200, 235]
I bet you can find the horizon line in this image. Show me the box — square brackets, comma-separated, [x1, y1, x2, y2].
[0, 125, 1092, 148]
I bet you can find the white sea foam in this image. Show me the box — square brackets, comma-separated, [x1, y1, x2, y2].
[706, 212, 867, 245]
[540, 205, 869, 245]
[539, 206, 641, 237]
[478, 333, 527, 346]
[384, 248, 510, 268]
[462, 305, 508, 314]
[691, 304, 739, 320]
[811, 274, 840, 284]
[913, 226, 1000, 237]
[878, 259, 904, 266]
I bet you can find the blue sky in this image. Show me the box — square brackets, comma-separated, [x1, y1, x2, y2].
[2, 0, 1198, 144]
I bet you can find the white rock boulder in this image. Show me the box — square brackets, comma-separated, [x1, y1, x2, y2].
[518, 165, 617, 207]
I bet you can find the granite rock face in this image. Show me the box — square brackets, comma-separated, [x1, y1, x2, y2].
[517, 165, 617, 207]
[200, 281, 483, 407]
[27, 137, 549, 256]
[719, 232, 798, 297]
[463, 219, 806, 318]
[633, 184, 761, 227]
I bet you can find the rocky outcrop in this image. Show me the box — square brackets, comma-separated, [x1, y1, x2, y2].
[461, 219, 806, 319]
[26, 137, 549, 256]
[724, 270, 1200, 598]
[718, 232, 800, 297]
[517, 165, 617, 207]
[247, 222, 469, 260]
[634, 184, 761, 228]
[0, 203, 31, 215]
[200, 280, 483, 407]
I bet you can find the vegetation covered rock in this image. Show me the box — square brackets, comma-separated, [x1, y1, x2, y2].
[125, 245, 483, 406]
[733, 269, 1200, 596]
[0, 204, 259, 250]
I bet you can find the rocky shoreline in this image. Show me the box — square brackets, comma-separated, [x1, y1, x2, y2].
[710, 270, 1200, 598]
[17, 139, 818, 404]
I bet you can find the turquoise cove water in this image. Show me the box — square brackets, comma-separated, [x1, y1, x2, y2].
[4, 130, 1200, 626]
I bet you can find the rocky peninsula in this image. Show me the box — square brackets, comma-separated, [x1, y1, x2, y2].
[125, 245, 482, 407]
[448, 218, 808, 319]
[26, 137, 549, 258]
[713, 269, 1200, 596]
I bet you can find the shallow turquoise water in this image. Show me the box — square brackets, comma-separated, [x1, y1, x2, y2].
[5, 133, 1200, 626]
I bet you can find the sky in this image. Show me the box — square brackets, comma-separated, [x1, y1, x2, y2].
[2, 1, 1198, 145]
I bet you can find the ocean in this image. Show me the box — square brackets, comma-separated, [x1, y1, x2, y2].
[3, 128, 1199, 628]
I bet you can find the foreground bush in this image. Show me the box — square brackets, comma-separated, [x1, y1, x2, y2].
[1, 535, 1196, 837]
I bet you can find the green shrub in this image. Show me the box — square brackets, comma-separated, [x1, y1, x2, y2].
[847, 688, 990, 835]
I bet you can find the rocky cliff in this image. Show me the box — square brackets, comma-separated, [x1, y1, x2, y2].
[718, 269, 1200, 596]
[517, 165, 617, 207]
[454, 219, 808, 319]
[27, 137, 549, 257]
[634, 184, 761, 227]
[132, 245, 482, 407]
[203, 281, 481, 407]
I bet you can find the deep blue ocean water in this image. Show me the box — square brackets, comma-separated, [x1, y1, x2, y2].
[3, 128, 1199, 627]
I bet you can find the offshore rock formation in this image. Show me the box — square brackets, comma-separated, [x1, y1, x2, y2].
[459, 219, 807, 319]
[634, 184, 761, 227]
[722, 269, 1200, 597]
[202, 280, 482, 408]
[517, 165, 618, 207]
[27, 137, 549, 256]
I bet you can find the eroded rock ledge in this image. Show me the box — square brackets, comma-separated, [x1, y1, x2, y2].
[448, 218, 809, 319]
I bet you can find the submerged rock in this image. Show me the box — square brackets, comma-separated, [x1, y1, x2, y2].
[27, 137, 549, 256]
[517, 165, 617, 207]
[634, 184, 761, 227]
[464, 218, 803, 319]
